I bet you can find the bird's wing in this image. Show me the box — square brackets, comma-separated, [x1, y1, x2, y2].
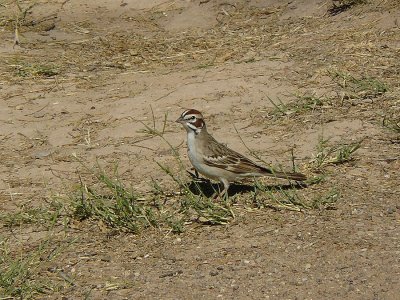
[203, 138, 272, 175]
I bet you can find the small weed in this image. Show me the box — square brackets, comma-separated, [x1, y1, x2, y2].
[0, 236, 74, 299]
[310, 136, 331, 169]
[1, 201, 62, 228]
[334, 143, 361, 164]
[165, 216, 186, 234]
[71, 161, 159, 233]
[196, 59, 216, 69]
[180, 195, 233, 225]
[328, 0, 367, 16]
[266, 93, 328, 119]
[268, 96, 290, 117]
[311, 188, 340, 209]
[11, 61, 59, 78]
[138, 106, 181, 160]
[309, 135, 361, 171]
[250, 180, 309, 211]
[251, 180, 338, 211]
[267, 187, 309, 211]
[329, 70, 388, 101]
[296, 94, 325, 111]
[382, 115, 400, 133]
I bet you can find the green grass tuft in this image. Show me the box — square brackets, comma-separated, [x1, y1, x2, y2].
[266, 93, 329, 119]
[0, 236, 74, 299]
[382, 115, 400, 134]
[1, 201, 62, 228]
[70, 157, 235, 234]
[329, 70, 388, 101]
[11, 61, 60, 78]
[71, 162, 159, 233]
[309, 135, 361, 171]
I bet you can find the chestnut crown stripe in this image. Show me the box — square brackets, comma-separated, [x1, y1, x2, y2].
[182, 109, 203, 118]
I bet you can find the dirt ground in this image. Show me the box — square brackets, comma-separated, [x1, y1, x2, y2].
[0, 0, 399, 299]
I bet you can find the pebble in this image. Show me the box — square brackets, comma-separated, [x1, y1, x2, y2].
[100, 256, 111, 262]
[210, 270, 219, 276]
[386, 207, 395, 214]
[33, 150, 52, 159]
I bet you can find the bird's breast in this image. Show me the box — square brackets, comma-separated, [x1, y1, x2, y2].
[186, 132, 214, 178]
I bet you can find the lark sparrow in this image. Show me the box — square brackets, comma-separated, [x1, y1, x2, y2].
[176, 109, 307, 197]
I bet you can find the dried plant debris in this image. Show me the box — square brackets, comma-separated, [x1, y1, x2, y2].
[328, 0, 367, 16]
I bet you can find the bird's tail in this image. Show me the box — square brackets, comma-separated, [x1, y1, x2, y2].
[262, 168, 307, 181]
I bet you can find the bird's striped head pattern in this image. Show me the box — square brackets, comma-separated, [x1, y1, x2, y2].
[176, 109, 206, 134]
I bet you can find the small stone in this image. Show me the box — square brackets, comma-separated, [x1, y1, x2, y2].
[198, 216, 209, 223]
[101, 256, 111, 262]
[33, 150, 52, 159]
[386, 207, 395, 214]
[210, 270, 219, 276]
[34, 111, 46, 118]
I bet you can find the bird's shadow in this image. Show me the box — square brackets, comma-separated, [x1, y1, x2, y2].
[185, 171, 307, 198]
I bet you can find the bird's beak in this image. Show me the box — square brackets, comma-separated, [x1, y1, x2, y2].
[175, 116, 184, 123]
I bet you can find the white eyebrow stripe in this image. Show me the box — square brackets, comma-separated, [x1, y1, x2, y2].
[182, 109, 190, 117]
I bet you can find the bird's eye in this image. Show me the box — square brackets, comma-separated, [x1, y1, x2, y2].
[189, 116, 196, 120]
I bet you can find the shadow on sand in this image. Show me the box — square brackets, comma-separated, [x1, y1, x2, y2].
[185, 171, 307, 198]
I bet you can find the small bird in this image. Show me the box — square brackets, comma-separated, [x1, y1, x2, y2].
[176, 109, 307, 197]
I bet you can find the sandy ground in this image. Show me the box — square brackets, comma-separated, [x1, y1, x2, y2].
[0, 0, 399, 299]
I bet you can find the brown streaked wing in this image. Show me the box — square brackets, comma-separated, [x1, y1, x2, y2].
[203, 139, 269, 174]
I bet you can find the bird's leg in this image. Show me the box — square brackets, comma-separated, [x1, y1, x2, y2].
[216, 178, 230, 201]
[210, 185, 220, 199]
